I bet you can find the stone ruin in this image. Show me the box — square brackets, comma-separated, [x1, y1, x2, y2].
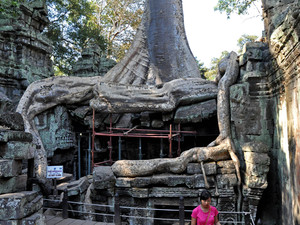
[0, 1, 52, 224]
[0, 0, 299, 225]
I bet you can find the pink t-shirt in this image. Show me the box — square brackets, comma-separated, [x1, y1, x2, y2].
[191, 205, 218, 225]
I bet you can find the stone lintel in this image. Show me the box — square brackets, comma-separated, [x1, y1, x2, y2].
[149, 187, 198, 198]
[0, 131, 32, 143]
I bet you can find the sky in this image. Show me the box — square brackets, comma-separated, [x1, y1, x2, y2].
[182, 0, 264, 67]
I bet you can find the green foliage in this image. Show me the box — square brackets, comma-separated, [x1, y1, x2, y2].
[45, 0, 144, 76]
[45, 0, 107, 75]
[195, 57, 208, 79]
[93, 0, 144, 60]
[237, 34, 258, 53]
[214, 0, 258, 18]
[204, 51, 229, 81]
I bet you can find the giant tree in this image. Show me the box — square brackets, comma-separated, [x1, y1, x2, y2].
[17, 0, 241, 205]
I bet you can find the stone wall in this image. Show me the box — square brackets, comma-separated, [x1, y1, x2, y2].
[260, 1, 300, 224]
[0, 130, 45, 224]
[0, 2, 53, 224]
[0, 1, 53, 115]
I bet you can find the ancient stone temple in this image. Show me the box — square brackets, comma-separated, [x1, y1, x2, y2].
[0, 1, 53, 224]
[0, 0, 299, 225]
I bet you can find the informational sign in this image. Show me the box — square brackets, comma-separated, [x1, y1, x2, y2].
[47, 165, 63, 178]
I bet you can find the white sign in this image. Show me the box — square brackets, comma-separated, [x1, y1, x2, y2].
[47, 166, 63, 178]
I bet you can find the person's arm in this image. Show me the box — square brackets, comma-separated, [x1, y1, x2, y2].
[214, 216, 221, 225]
[191, 217, 197, 225]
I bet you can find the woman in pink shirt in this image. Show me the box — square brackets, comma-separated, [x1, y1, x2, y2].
[191, 190, 221, 225]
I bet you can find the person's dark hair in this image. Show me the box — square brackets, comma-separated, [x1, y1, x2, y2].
[200, 190, 211, 201]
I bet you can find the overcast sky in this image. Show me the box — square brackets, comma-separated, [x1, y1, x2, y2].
[182, 0, 264, 67]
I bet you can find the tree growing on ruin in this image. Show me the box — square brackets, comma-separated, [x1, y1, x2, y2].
[17, 1, 242, 209]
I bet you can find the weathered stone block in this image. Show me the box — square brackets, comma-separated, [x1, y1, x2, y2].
[245, 163, 269, 176]
[244, 152, 270, 165]
[187, 163, 202, 174]
[0, 141, 34, 160]
[93, 166, 116, 190]
[0, 131, 32, 143]
[216, 174, 238, 188]
[0, 212, 45, 225]
[217, 160, 235, 174]
[0, 160, 22, 177]
[194, 174, 215, 188]
[0, 175, 27, 194]
[59, 177, 89, 196]
[131, 177, 152, 187]
[186, 162, 216, 175]
[0, 191, 43, 220]
[151, 174, 195, 188]
[149, 187, 198, 198]
[116, 177, 134, 187]
[151, 119, 164, 128]
[174, 99, 217, 123]
[242, 141, 270, 153]
[128, 188, 149, 198]
[244, 173, 268, 189]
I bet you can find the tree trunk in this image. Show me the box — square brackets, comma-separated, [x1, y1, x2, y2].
[102, 0, 202, 85]
[17, 0, 241, 183]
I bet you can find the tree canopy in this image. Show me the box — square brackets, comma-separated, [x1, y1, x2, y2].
[214, 0, 259, 18]
[204, 51, 230, 81]
[45, 0, 144, 76]
[237, 34, 258, 53]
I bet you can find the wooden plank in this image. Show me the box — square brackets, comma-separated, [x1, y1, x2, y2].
[45, 216, 63, 225]
[44, 215, 115, 225]
[56, 218, 78, 225]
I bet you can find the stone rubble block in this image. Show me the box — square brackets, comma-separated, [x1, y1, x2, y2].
[128, 187, 149, 198]
[0, 191, 43, 220]
[131, 176, 152, 187]
[216, 174, 238, 189]
[217, 160, 235, 174]
[245, 163, 269, 176]
[91, 187, 114, 198]
[0, 141, 35, 160]
[0, 160, 22, 177]
[160, 174, 195, 188]
[0, 175, 27, 195]
[93, 166, 116, 190]
[59, 176, 89, 196]
[0, 211, 45, 225]
[243, 152, 270, 165]
[149, 187, 198, 198]
[194, 174, 215, 188]
[244, 173, 268, 189]
[186, 162, 217, 175]
[116, 177, 134, 187]
[242, 141, 270, 153]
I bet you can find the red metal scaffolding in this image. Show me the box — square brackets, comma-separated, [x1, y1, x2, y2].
[91, 109, 197, 169]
